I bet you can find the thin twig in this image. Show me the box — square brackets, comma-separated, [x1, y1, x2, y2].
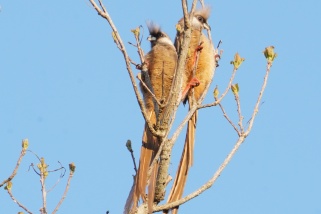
[98, 0, 106, 13]
[29, 163, 40, 176]
[234, 93, 244, 133]
[130, 151, 138, 174]
[199, 0, 213, 45]
[7, 189, 33, 214]
[199, 0, 205, 6]
[169, 103, 198, 145]
[27, 149, 41, 161]
[40, 174, 47, 214]
[137, 73, 163, 107]
[52, 171, 74, 214]
[0, 148, 27, 187]
[88, 0, 164, 137]
[125, 140, 137, 173]
[199, 67, 237, 109]
[47, 164, 66, 193]
[218, 102, 240, 136]
[133, 26, 145, 63]
[245, 62, 272, 135]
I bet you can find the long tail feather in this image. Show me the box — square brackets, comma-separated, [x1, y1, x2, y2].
[131, 111, 159, 213]
[164, 109, 197, 214]
[148, 161, 159, 214]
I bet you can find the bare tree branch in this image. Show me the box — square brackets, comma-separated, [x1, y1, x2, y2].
[235, 92, 244, 133]
[218, 102, 240, 135]
[137, 73, 164, 108]
[147, 0, 202, 204]
[7, 188, 33, 214]
[154, 60, 273, 212]
[40, 171, 47, 214]
[0, 150, 26, 187]
[245, 62, 272, 135]
[88, 0, 164, 137]
[52, 170, 74, 214]
[154, 135, 246, 212]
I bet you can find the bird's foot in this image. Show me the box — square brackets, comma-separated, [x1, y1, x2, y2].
[181, 77, 200, 102]
[136, 61, 149, 71]
[192, 42, 204, 69]
[195, 42, 204, 52]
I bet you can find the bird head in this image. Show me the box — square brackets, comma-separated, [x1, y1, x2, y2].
[146, 22, 173, 48]
[192, 6, 211, 31]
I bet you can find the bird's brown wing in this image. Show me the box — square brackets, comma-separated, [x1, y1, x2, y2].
[131, 43, 177, 213]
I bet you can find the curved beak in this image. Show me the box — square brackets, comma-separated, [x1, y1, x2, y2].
[203, 22, 211, 31]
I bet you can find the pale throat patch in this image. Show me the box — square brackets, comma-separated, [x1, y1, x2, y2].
[158, 37, 174, 46]
[192, 16, 203, 28]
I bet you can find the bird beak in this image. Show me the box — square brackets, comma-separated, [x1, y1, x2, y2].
[147, 36, 156, 41]
[203, 22, 211, 31]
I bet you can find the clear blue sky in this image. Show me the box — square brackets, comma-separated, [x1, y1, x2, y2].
[1, 0, 320, 213]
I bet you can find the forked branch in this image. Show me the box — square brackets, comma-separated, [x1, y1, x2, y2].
[155, 58, 274, 211]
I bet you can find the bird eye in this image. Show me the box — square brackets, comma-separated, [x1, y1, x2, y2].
[197, 16, 204, 22]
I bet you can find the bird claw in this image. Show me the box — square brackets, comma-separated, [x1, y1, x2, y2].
[136, 62, 149, 71]
[191, 42, 204, 69]
[136, 64, 142, 70]
[195, 42, 204, 52]
[181, 77, 200, 102]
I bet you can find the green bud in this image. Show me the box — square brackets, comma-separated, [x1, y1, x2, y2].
[22, 139, 29, 150]
[131, 27, 140, 38]
[263, 46, 277, 63]
[112, 31, 118, 43]
[69, 162, 76, 173]
[230, 53, 245, 69]
[213, 86, 219, 99]
[231, 83, 239, 95]
[5, 181, 12, 190]
[126, 140, 133, 152]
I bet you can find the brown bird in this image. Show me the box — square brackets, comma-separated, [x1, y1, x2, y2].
[165, 7, 215, 214]
[130, 22, 178, 213]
